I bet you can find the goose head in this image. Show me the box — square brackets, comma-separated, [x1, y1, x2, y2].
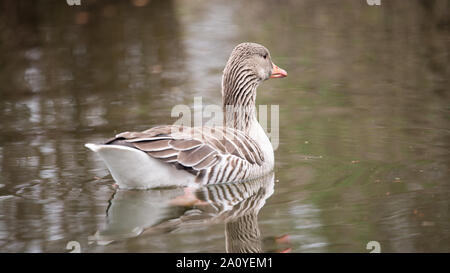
[223, 42, 287, 85]
[222, 42, 287, 131]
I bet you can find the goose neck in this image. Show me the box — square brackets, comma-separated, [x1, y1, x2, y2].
[221, 66, 259, 133]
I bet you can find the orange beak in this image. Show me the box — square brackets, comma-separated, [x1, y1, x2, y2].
[270, 63, 287, 78]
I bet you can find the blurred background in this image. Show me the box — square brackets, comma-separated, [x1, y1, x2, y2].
[0, 0, 448, 252]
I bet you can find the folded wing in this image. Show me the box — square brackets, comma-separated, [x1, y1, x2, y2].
[106, 125, 264, 183]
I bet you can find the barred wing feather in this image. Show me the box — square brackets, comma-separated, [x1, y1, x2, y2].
[108, 125, 264, 184]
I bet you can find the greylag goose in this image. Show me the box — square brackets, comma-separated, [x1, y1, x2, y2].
[85, 42, 287, 189]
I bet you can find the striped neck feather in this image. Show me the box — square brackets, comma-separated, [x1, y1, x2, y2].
[222, 64, 259, 133]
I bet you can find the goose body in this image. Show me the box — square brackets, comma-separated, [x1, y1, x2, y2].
[85, 43, 287, 189]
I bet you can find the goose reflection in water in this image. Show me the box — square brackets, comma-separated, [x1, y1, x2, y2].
[90, 173, 290, 252]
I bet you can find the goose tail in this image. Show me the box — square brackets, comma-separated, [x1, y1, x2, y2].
[85, 143, 196, 189]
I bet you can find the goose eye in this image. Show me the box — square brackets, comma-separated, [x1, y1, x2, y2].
[263, 54, 267, 59]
